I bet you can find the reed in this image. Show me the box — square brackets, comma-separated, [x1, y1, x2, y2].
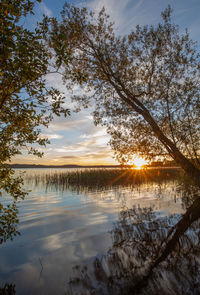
[27, 168, 182, 190]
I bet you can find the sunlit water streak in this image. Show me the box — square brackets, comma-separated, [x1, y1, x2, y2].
[0, 168, 184, 294]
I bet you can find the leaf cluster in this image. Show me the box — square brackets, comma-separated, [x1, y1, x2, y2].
[0, 1, 70, 199]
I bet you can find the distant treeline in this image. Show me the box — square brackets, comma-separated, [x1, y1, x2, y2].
[10, 164, 122, 169]
[10, 161, 180, 169]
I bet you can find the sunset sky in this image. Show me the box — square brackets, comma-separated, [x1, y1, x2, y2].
[13, 0, 200, 165]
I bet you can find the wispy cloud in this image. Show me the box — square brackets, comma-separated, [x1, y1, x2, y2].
[86, 0, 154, 34]
[60, 148, 114, 164]
[23, 1, 53, 30]
[40, 3, 52, 17]
[40, 134, 63, 140]
[54, 136, 109, 154]
[80, 128, 108, 139]
[48, 115, 93, 132]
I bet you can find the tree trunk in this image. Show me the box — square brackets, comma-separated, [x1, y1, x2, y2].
[114, 85, 200, 186]
[142, 110, 200, 185]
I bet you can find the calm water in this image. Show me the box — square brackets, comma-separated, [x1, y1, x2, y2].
[0, 168, 185, 294]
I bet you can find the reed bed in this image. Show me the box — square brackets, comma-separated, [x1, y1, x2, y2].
[26, 168, 182, 190]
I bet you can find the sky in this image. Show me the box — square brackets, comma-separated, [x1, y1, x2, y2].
[13, 0, 200, 166]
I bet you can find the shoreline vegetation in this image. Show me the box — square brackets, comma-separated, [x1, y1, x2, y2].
[25, 167, 184, 190]
[10, 162, 180, 169]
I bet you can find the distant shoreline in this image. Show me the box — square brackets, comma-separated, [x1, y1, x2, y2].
[10, 163, 181, 169]
[10, 164, 129, 169]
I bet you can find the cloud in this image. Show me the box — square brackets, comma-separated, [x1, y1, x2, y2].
[86, 0, 153, 34]
[40, 3, 53, 17]
[60, 155, 79, 159]
[23, 1, 53, 30]
[86, 0, 200, 37]
[54, 145, 89, 153]
[60, 154, 110, 160]
[80, 127, 108, 139]
[53, 138, 107, 154]
[48, 115, 93, 132]
[60, 148, 114, 162]
[40, 134, 63, 140]
[49, 130, 114, 164]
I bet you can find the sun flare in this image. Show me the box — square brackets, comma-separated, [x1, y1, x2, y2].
[133, 157, 147, 169]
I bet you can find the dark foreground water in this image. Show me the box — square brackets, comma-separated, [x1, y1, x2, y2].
[0, 168, 199, 294]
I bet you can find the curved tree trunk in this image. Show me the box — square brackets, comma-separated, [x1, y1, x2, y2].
[132, 195, 200, 294]
[111, 80, 200, 186]
[152, 195, 200, 269]
[100, 68, 200, 185]
[142, 109, 200, 184]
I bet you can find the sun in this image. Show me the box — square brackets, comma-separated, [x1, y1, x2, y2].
[133, 157, 147, 169]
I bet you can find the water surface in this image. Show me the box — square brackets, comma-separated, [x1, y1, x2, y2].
[0, 168, 185, 294]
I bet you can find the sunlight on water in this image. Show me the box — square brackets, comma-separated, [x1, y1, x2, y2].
[0, 168, 185, 294]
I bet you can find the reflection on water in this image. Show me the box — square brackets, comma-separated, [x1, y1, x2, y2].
[67, 180, 200, 294]
[0, 202, 19, 245]
[0, 168, 199, 294]
[0, 283, 16, 294]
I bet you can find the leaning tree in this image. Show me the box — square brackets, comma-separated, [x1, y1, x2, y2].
[46, 5, 200, 291]
[48, 5, 200, 184]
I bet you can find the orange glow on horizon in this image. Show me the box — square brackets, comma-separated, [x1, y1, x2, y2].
[133, 157, 147, 169]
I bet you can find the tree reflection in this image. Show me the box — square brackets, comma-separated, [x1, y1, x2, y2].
[0, 202, 20, 244]
[0, 283, 16, 295]
[67, 192, 200, 294]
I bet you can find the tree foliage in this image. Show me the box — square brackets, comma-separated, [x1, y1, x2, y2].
[0, 202, 19, 244]
[0, 0, 70, 199]
[48, 5, 200, 181]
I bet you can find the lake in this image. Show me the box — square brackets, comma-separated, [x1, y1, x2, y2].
[0, 168, 198, 294]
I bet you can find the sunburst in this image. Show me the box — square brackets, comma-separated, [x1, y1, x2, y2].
[133, 157, 147, 169]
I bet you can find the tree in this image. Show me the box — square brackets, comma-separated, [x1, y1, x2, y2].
[0, 0, 70, 200]
[48, 5, 200, 184]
